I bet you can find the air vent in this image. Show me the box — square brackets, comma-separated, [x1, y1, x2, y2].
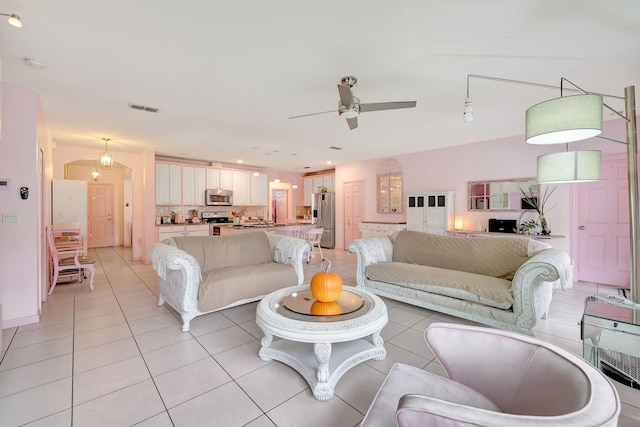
[329, 146, 343, 150]
[128, 103, 159, 113]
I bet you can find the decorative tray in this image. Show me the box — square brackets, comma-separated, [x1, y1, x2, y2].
[283, 290, 364, 316]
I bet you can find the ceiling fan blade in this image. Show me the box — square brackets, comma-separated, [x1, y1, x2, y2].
[346, 117, 358, 130]
[359, 101, 417, 113]
[337, 84, 355, 106]
[288, 109, 338, 119]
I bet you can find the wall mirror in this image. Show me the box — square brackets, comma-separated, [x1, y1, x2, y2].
[468, 178, 538, 211]
[377, 159, 403, 213]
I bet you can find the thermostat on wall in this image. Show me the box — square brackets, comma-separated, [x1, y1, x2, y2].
[0, 179, 11, 191]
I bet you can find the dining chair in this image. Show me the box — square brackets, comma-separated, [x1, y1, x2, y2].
[304, 227, 325, 263]
[47, 225, 95, 295]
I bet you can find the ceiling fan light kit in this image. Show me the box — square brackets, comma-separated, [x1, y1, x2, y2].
[289, 75, 417, 130]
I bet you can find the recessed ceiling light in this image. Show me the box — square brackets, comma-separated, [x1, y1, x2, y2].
[326, 161, 332, 165]
[237, 160, 243, 163]
[274, 178, 280, 183]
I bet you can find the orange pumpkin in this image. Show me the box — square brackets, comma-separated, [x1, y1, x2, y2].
[310, 301, 342, 316]
[310, 261, 343, 302]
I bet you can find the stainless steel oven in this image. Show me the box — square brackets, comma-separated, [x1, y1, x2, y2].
[201, 211, 231, 235]
[205, 188, 233, 206]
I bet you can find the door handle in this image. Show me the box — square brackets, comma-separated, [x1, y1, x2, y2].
[578, 225, 586, 230]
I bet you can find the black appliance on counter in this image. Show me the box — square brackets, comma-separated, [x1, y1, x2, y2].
[488, 218, 518, 233]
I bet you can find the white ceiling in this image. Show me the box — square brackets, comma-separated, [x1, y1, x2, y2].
[1, 0, 639, 172]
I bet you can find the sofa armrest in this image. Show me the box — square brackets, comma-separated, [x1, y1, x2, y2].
[511, 248, 572, 318]
[149, 242, 202, 313]
[267, 233, 311, 285]
[349, 237, 394, 288]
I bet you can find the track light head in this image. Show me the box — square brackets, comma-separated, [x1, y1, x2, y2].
[463, 97, 473, 122]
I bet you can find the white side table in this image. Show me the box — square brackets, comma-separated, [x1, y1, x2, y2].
[256, 286, 388, 401]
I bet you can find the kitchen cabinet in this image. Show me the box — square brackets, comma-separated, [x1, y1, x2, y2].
[304, 177, 313, 206]
[232, 170, 251, 206]
[156, 163, 181, 205]
[407, 191, 455, 235]
[220, 170, 233, 190]
[182, 166, 206, 205]
[359, 222, 406, 238]
[250, 173, 268, 206]
[304, 174, 335, 204]
[158, 224, 210, 241]
[206, 168, 219, 189]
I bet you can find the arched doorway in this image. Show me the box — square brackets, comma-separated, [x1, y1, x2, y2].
[64, 159, 132, 248]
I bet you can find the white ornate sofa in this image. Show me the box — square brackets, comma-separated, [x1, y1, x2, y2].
[349, 230, 572, 335]
[150, 231, 310, 331]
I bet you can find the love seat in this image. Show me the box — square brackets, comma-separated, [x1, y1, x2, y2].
[150, 231, 311, 331]
[348, 230, 572, 335]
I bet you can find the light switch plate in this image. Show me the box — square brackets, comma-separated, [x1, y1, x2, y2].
[2, 214, 19, 224]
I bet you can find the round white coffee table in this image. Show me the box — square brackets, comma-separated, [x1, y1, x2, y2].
[256, 285, 388, 401]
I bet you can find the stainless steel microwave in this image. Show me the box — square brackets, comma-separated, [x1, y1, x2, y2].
[205, 188, 233, 206]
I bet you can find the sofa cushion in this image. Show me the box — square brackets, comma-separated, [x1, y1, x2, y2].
[366, 262, 513, 309]
[392, 231, 549, 279]
[362, 363, 501, 427]
[198, 262, 299, 312]
[172, 232, 272, 272]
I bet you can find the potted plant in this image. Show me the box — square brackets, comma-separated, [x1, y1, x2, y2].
[520, 186, 557, 236]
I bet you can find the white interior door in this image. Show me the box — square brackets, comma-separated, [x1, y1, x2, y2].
[344, 180, 364, 248]
[88, 183, 114, 247]
[575, 157, 630, 287]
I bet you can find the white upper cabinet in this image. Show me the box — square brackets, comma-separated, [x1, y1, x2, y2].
[220, 170, 233, 190]
[156, 163, 181, 205]
[182, 166, 206, 206]
[232, 170, 251, 206]
[250, 173, 268, 206]
[304, 173, 335, 205]
[206, 168, 219, 189]
[303, 177, 313, 206]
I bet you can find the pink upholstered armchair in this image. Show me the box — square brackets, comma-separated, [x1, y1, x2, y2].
[362, 323, 620, 427]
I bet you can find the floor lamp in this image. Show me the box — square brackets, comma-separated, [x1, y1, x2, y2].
[465, 74, 638, 303]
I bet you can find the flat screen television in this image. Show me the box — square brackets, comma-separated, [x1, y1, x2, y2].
[521, 197, 537, 210]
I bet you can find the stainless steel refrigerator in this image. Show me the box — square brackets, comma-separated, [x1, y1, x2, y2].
[312, 192, 335, 249]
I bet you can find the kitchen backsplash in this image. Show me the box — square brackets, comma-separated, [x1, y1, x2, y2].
[155, 205, 267, 219]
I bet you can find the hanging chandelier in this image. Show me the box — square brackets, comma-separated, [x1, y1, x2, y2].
[99, 138, 113, 170]
[91, 160, 101, 181]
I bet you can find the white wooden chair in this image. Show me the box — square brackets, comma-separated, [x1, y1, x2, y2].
[47, 225, 95, 295]
[304, 227, 324, 263]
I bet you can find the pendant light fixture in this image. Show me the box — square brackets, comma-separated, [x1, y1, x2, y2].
[91, 160, 101, 182]
[99, 138, 113, 170]
[0, 13, 22, 27]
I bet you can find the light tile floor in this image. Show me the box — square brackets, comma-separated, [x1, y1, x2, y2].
[1, 246, 639, 426]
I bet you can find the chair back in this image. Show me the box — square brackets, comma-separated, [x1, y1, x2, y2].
[425, 323, 620, 420]
[306, 228, 324, 244]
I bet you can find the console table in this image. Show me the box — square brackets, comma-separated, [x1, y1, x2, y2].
[581, 296, 640, 389]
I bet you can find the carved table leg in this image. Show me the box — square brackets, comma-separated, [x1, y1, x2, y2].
[259, 332, 274, 361]
[314, 342, 332, 383]
[372, 329, 386, 361]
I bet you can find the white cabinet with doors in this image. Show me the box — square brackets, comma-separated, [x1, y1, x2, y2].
[359, 222, 406, 238]
[406, 191, 455, 235]
[182, 166, 206, 206]
[250, 173, 268, 206]
[304, 174, 335, 205]
[206, 168, 219, 189]
[220, 170, 233, 190]
[156, 163, 182, 205]
[232, 170, 251, 206]
[304, 177, 314, 206]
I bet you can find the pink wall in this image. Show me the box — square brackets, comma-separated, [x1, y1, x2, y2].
[335, 122, 629, 253]
[0, 83, 54, 328]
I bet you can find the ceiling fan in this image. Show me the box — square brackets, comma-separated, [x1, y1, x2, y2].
[288, 76, 417, 130]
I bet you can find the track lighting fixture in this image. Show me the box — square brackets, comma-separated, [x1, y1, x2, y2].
[463, 97, 473, 122]
[0, 13, 22, 27]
